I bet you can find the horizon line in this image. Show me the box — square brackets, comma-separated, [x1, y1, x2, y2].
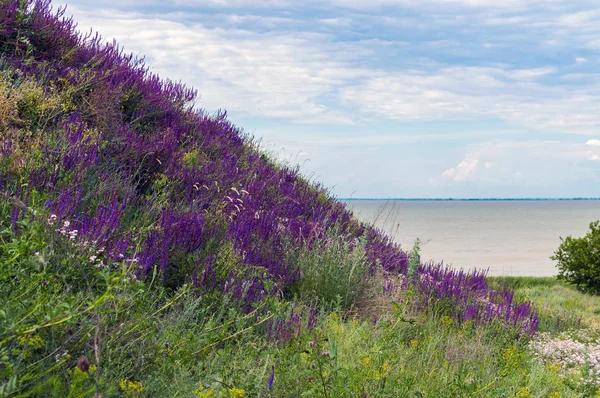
[341, 197, 600, 201]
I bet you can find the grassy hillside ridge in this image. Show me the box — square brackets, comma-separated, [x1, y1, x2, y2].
[4, 0, 597, 396]
[0, 0, 536, 327]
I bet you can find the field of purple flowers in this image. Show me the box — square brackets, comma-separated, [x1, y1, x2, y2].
[3, 1, 592, 396]
[0, 0, 537, 332]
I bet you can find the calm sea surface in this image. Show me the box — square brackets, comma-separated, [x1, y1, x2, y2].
[345, 200, 600, 276]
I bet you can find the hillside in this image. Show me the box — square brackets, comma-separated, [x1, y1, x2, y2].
[1, 1, 595, 397]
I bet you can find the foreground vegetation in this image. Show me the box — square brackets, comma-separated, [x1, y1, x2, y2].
[2, 212, 600, 397]
[1, 1, 599, 396]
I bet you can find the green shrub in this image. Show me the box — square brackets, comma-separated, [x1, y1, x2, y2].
[408, 238, 421, 282]
[0, 72, 21, 129]
[288, 235, 368, 310]
[552, 220, 600, 294]
[15, 77, 61, 132]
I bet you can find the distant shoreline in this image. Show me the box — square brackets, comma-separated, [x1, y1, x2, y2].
[342, 198, 600, 201]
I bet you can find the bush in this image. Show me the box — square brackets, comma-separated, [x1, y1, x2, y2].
[552, 220, 600, 293]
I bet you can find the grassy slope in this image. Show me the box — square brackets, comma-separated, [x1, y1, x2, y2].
[2, 208, 597, 397]
[491, 277, 600, 329]
[0, 1, 599, 397]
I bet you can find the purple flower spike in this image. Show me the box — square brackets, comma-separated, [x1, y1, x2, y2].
[266, 365, 275, 390]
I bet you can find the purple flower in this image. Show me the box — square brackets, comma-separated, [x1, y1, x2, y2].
[0, 0, 538, 337]
[266, 365, 275, 390]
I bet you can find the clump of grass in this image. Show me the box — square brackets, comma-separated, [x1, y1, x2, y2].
[488, 276, 600, 331]
[287, 234, 368, 311]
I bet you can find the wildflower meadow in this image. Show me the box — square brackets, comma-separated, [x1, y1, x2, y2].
[0, 1, 598, 396]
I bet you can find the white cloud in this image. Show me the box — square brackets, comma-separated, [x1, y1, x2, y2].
[341, 66, 600, 134]
[64, 0, 564, 11]
[503, 67, 556, 80]
[319, 17, 353, 26]
[316, 0, 551, 10]
[442, 159, 479, 181]
[61, 2, 600, 136]
[439, 140, 600, 185]
[66, 7, 370, 123]
[48, 0, 600, 199]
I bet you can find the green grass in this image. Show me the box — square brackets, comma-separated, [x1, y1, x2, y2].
[2, 205, 599, 397]
[268, 308, 572, 397]
[3, 5, 600, 394]
[490, 276, 600, 330]
[488, 276, 568, 290]
[286, 234, 368, 311]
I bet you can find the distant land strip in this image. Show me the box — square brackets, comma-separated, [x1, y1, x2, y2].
[341, 198, 600, 201]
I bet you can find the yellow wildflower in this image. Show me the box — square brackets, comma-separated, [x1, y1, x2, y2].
[441, 316, 452, 328]
[19, 334, 45, 349]
[182, 150, 199, 167]
[228, 388, 247, 397]
[119, 379, 144, 397]
[546, 361, 561, 373]
[193, 386, 216, 398]
[381, 361, 391, 374]
[376, 361, 391, 380]
[300, 352, 311, 364]
[516, 387, 533, 397]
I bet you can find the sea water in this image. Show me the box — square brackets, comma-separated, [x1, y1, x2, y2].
[345, 200, 600, 276]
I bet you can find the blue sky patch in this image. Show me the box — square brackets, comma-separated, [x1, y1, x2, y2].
[56, 0, 600, 198]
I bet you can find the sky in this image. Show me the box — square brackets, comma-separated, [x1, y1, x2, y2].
[53, 0, 600, 198]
